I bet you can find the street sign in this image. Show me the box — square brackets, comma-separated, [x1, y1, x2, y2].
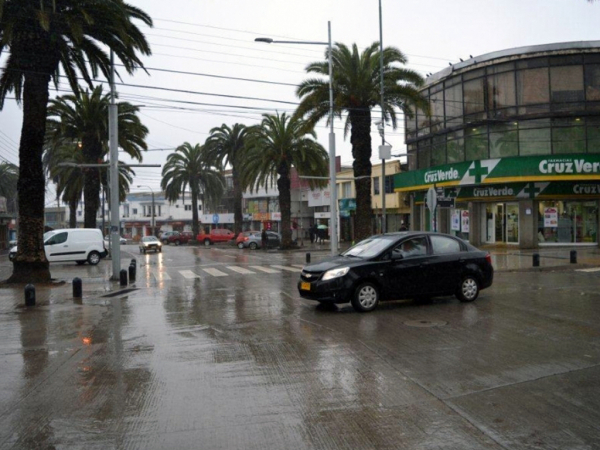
[426, 187, 437, 211]
[212, 214, 219, 224]
[437, 197, 456, 208]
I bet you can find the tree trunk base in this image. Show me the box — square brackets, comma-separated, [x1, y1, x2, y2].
[6, 260, 52, 284]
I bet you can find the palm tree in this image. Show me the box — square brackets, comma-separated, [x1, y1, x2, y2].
[244, 112, 328, 249]
[46, 86, 148, 229]
[161, 143, 225, 238]
[296, 42, 428, 241]
[204, 124, 248, 237]
[0, 0, 151, 283]
[43, 142, 136, 229]
[0, 162, 18, 212]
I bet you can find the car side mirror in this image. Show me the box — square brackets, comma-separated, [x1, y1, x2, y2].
[391, 252, 404, 261]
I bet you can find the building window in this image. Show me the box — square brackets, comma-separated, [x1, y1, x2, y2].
[517, 68, 549, 105]
[550, 65, 584, 104]
[465, 126, 489, 161]
[431, 135, 447, 166]
[584, 64, 600, 101]
[552, 117, 585, 154]
[487, 71, 516, 111]
[489, 122, 519, 158]
[464, 77, 485, 116]
[373, 177, 380, 195]
[587, 117, 600, 153]
[444, 79, 463, 127]
[77, 210, 82, 217]
[132, 208, 137, 215]
[198, 204, 202, 210]
[519, 119, 551, 156]
[447, 130, 464, 163]
[184, 205, 192, 211]
[417, 139, 431, 169]
[342, 182, 352, 199]
[384, 175, 394, 194]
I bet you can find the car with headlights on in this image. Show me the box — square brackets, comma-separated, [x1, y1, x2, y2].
[298, 232, 493, 312]
[139, 236, 162, 254]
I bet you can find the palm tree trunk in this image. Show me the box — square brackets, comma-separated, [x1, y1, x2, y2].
[277, 168, 293, 249]
[82, 140, 102, 229]
[191, 189, 200, 238]
[232, 165, 243, 236]
[69, 197, 78, 228]
[350, 108, 373, 242]
[8, 72, 51, 283]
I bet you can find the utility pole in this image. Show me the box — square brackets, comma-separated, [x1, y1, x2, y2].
[379, 0, 386, 234]
[109, 50, 120, 280]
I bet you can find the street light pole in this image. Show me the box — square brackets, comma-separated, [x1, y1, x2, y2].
[255, 21, 338, 255]
[379, 0, 386, 234]
[109, 50, 120, 280]
[137, 185, 155, 236]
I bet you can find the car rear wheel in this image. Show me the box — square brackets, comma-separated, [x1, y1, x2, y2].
[249, 242, 258, 250]
[237, 242, 244, 249]
[351, 282, 380, 312]
[162, 239, 168, 245]
[204, 239, 211, 246]
[174, 240, 180, 246]
[456, 275, 479, 302]
[87, 251, 100, 266]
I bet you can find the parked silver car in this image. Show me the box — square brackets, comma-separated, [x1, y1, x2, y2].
[238, 231, 281, 249]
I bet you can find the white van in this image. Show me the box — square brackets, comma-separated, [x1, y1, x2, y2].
[9, 228, 108, 265]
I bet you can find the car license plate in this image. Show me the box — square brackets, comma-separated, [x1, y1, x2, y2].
[300, 282, 311, 291]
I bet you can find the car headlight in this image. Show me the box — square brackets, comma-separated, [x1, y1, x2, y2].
[322, 267, 350, 281]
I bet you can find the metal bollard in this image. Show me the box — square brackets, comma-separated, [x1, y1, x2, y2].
[570, 250, 577, 264]
[129, 263, 136, 283]
[24, 284, 36, 306]
[532, 253, 540, 267]
[73, 277, 82, 298]
[120, 269, 128, 286]
[130, 258, 136, 267]
[306, 252, 311, 264]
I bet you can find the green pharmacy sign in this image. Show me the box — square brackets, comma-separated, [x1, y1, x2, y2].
[394, 154, 600, 192]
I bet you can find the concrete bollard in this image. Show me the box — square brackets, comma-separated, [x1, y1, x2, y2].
[120, 269, 128, 286]
[24, 284, 36, 306]
[73, 277, 82, 298]
[129, 263, 136, 283]
[306, 252, 311, 264]
[532, 253, 540, 267]
[570, 250, 577, 264]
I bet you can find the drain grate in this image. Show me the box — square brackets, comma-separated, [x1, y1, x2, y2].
[403, 320, 447, 328]
[102, 288, 139, 298]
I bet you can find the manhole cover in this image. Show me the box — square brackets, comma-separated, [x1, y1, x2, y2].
[403, 320, 447, 328]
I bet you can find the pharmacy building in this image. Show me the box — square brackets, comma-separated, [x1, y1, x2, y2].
[396, 41, 600, 248]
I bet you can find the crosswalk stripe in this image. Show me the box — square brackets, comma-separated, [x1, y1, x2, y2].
[292, 264, 305, 268]
[249, 265, 280, 274]
[226, 266, 255, 274]
[576, 267, 600, 272]
[180, 270, 200, 279]
[271, 265, 302, 272]
[202, 268, 228, 277]
[153, 271, 171, 281]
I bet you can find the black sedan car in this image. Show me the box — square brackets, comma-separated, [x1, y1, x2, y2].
[298, 232, 493, 312]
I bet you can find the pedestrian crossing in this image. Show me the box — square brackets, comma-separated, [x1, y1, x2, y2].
[576, 267, 600, 273]
[142, 264, 304, 281]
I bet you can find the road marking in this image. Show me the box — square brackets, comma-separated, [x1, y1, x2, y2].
[226, 266, 255, 274]
[576, 267, 600, 272]
[180, 270, 200, 279]
[292, 264, 305, 268]
[201, 268, 228, 277]
[249, 265, 280, 274]
[271, 265, 302, 272]
[152, 271, 171, 281]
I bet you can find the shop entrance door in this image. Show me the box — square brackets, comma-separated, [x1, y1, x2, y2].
[483, 203, 519, 244]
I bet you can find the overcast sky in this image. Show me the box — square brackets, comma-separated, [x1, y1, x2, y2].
[1, 0, 599, 201]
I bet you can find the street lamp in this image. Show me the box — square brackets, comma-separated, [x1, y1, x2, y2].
[255, 22, 338, 255]
[137, 185, 155, 236]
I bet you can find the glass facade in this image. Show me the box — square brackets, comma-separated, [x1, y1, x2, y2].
[538, 201, 598, 244]
[407, 51, 600, 167]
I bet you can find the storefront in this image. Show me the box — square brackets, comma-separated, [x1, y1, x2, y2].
[397, 154, 600, 248]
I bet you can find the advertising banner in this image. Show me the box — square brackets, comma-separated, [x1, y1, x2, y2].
[451, 211, 461, 231]
[461, 210, 470, 233]
[544, 208, 558, 228]
[394, 154, 600, 192]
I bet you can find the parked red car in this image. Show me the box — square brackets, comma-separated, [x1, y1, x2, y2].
[167, 231, 194, 246]
[196, 228, 235, 246]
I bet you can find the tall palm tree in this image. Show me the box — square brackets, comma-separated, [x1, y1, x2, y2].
[46, 86, 148, 229]
[161, 143, 225, 238]
[296, 42, 428, 241]
[0, 0, 151, 283]
[0, 162, 18, 212]
[244, 112, 328, 249]
[204, 123, 248, 237]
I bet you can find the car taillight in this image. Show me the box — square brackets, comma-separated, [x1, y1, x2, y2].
[244, 237, 249, 241]
[485, 253, 492, 266]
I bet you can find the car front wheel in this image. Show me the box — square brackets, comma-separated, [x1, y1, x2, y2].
[456, 275, 479, 302]
[87, 251, 101, 266]
[237, 242, 244, 249]
[351, 282, 380, 312]
[204, 239, 211, 246]
[249, 242, 258, 250]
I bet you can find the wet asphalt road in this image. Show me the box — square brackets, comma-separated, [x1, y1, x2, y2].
[0, 244, 599, 449]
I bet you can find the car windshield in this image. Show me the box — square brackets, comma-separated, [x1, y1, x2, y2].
[143, 237, 158, 242]
[341, 235, 397, 258]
